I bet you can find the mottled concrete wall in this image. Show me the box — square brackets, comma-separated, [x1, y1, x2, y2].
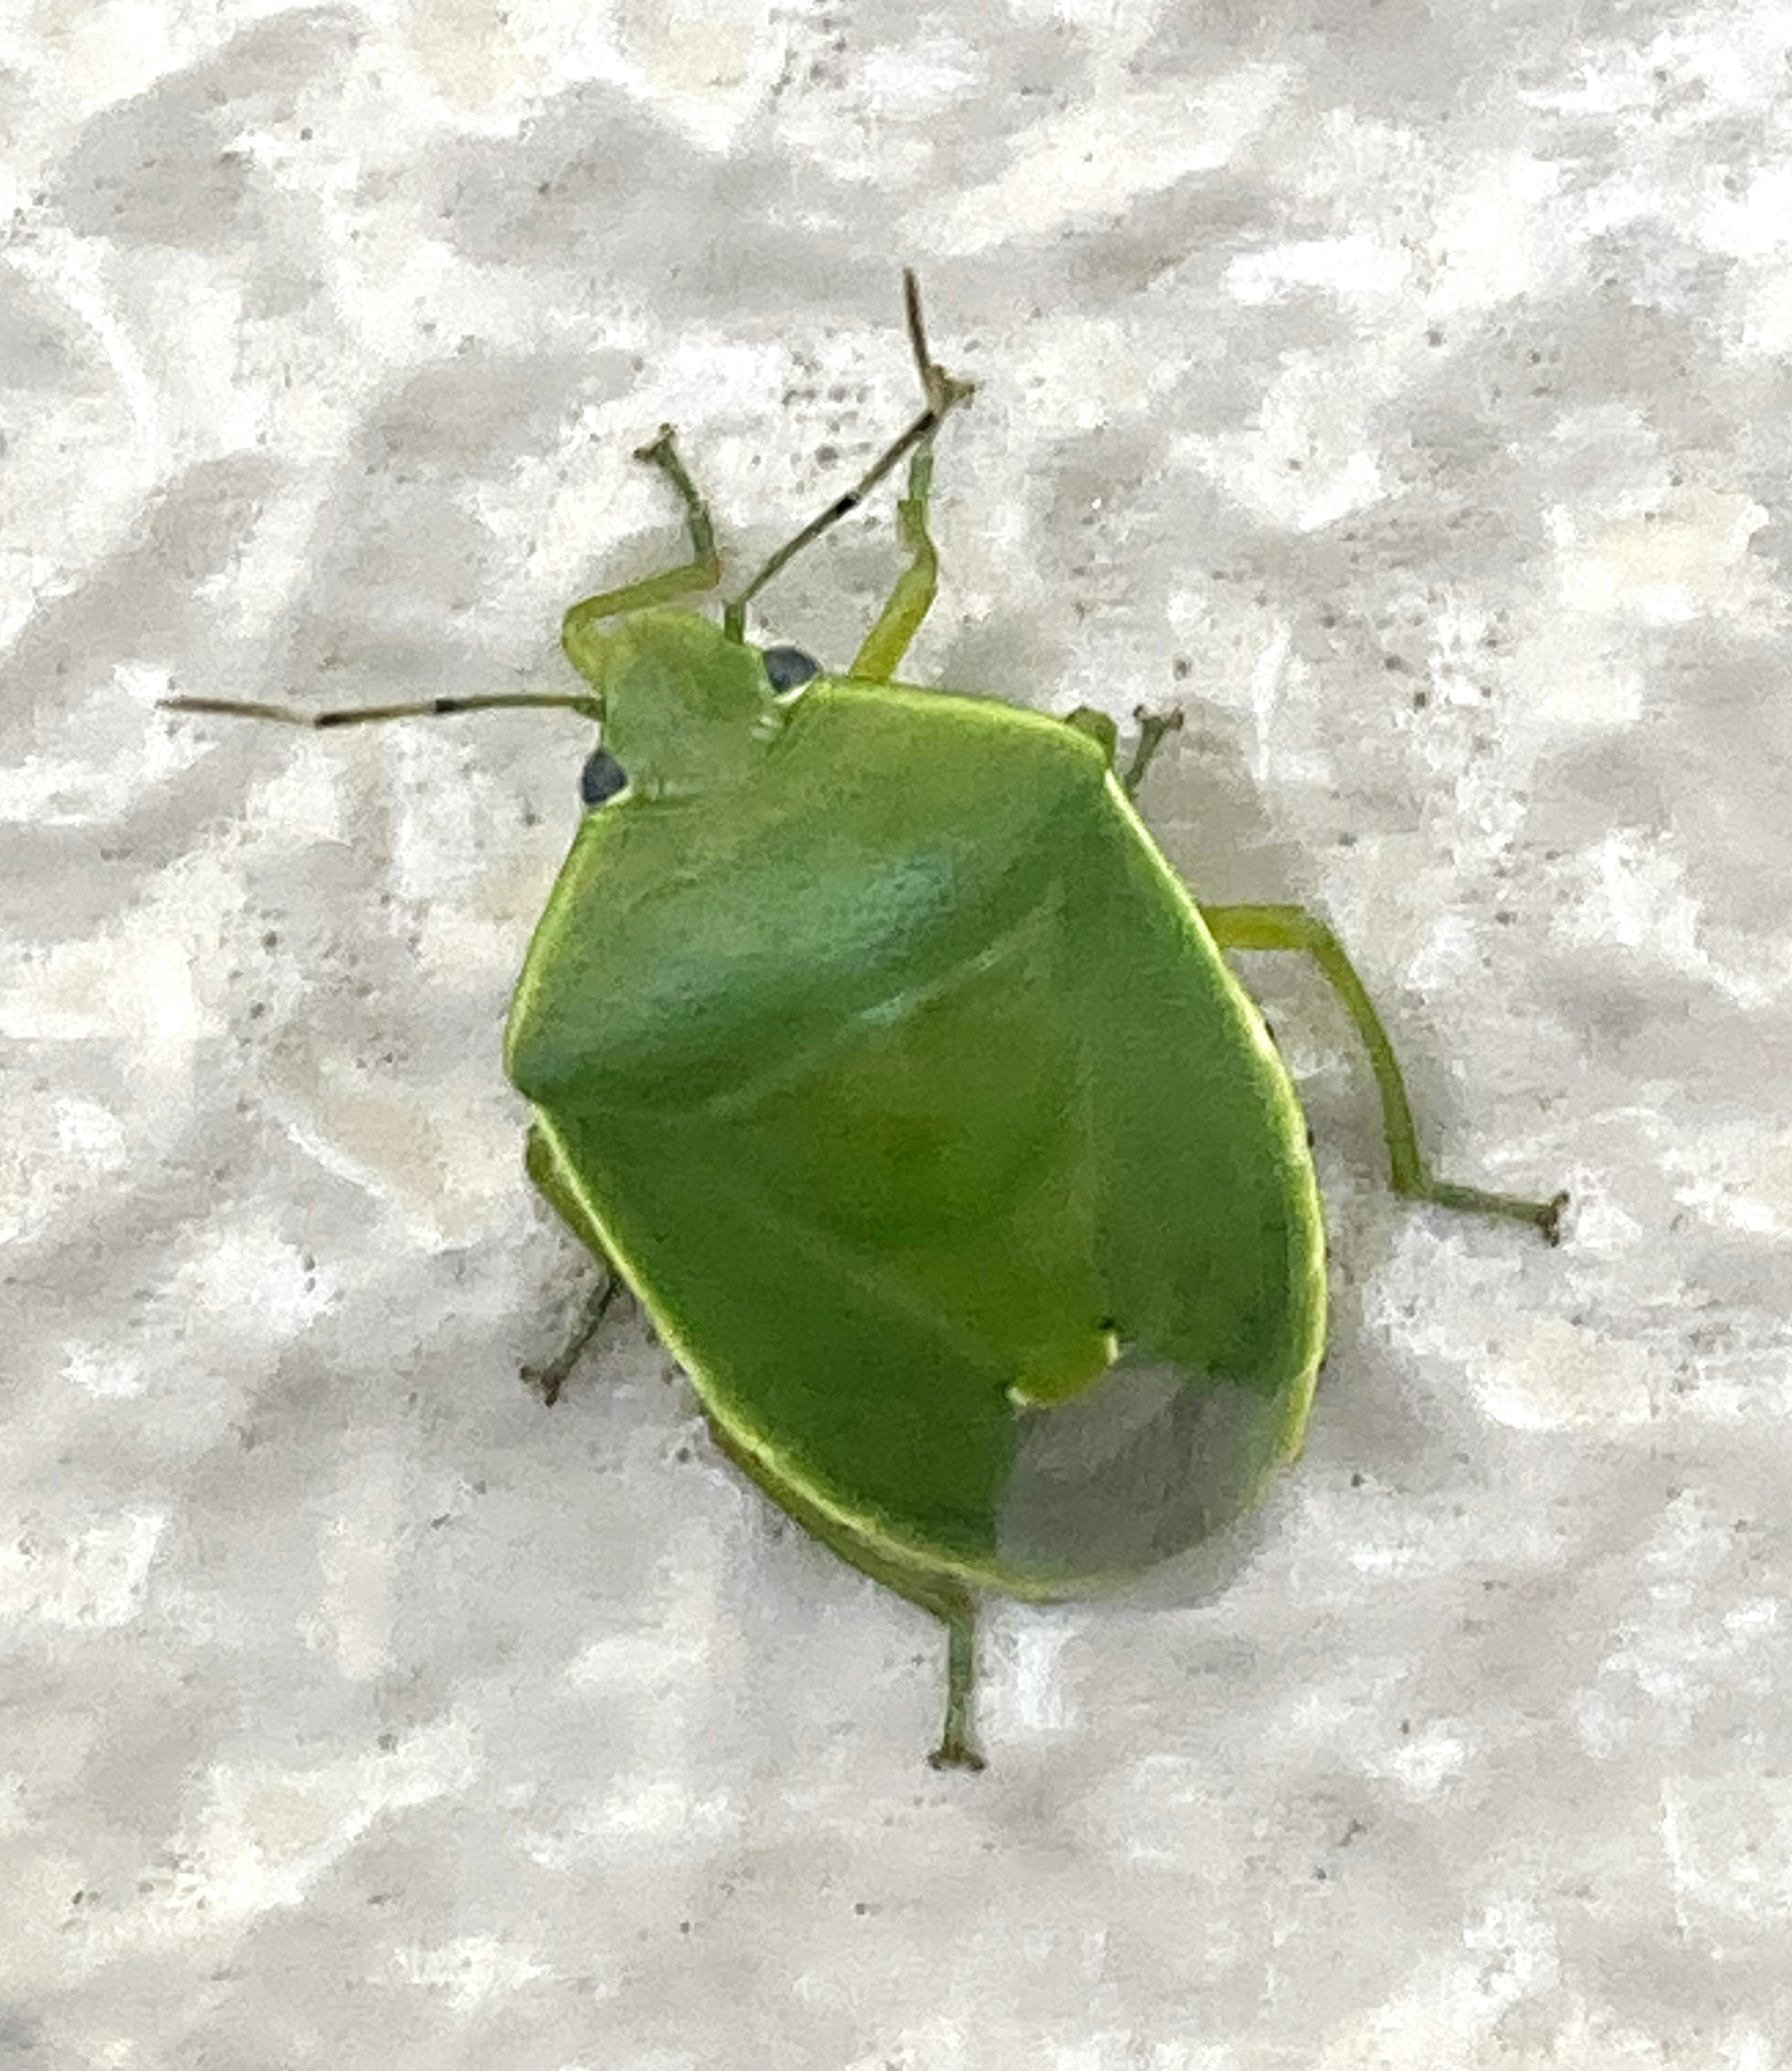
[4, 3, 1788, 2064]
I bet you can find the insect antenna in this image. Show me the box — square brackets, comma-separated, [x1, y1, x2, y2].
[159, 689, 602, 728]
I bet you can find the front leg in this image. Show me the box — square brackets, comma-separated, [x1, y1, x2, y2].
[848, 441, 948, 684]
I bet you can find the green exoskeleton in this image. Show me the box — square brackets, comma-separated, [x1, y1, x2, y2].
[167, 277, 1565, 1769]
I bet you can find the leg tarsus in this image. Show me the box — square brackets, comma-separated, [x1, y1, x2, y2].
[926, 1601, 986, 1772]
[1121, 704, 1183, 800]
[521, 1123, 634, 1398]
[630, 424, 720, 573]
[1199, 902, 1567, 1243]
[522, 1267, 623, 1406]
[1430, 1178, 1568, 1246]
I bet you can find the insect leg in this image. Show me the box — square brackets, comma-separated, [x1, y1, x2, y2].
[522, 1268, 624, 1408]
[701, 1408, 988, 1769]
[847, 439, 947, 683]
[1199, 904, 1568, 1243]
[927, 1598, 986, 1773]
[847, 277, 983, 681]
[1061, 707, 1183, 794]
[521, 1123, 631, 1402]
[560, 426, 723, 650]
[1120, 706, 1184, 799]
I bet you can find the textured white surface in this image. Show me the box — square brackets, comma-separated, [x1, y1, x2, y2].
[4, 2, 1789, 2064]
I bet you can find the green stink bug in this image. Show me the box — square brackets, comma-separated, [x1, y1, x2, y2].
[167, 277, 1565, 1771]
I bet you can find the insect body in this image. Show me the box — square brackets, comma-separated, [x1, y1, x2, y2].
[167, 278, 1564, 1769]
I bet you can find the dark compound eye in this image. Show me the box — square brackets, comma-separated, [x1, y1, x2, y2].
[761, 645, 819, 693]
[579, 747, 628, 808]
